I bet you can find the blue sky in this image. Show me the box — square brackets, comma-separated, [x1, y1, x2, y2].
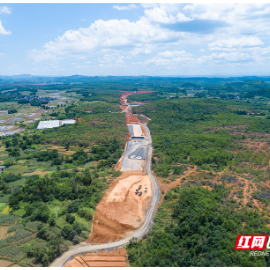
[1, 3, 270, 76]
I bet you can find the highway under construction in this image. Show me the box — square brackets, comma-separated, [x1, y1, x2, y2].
[50, 92, 160, 267]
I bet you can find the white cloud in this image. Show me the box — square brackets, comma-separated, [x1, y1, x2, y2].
[158, 50, 190, 57]
[143, 3, 270, 36]
[31, 17, 179, 61]
[0, 20, 11, 35]
[29, 3, 270, 75]
[144, 7, 176, 23]
[0, 6, 11, 14]
[209, 36, 264, 50]
[113, 4, 138, 11]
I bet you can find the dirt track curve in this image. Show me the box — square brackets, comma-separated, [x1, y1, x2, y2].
[50, 124, 160, 267]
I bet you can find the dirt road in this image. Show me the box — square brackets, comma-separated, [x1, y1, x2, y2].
[50, 122, 160, 267]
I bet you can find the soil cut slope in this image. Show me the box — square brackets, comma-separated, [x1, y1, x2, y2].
[87, 171, 152, 244]
[64, 248, 128, 267]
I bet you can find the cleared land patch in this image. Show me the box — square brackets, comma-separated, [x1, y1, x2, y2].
[87, 171, 152, 243]
[64, 248, 128, 267]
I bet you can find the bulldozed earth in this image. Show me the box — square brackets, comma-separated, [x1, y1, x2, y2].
[64, 248, 128, 267]
[64, 91, 154, 267]
[87, 92, 153, 244]
[87, 171, 152, 244]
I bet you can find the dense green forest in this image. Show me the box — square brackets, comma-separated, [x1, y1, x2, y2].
[134, 98, 270, 175]
[127, 185, 270, 267]
[128, 96, 270, 266]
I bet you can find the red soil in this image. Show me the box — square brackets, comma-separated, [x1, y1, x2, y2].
[126, 114, 140, 124]
[119, 91, 155, 106]
[77, 118, 84, 122]
[64, 248, 128, 267]
[87, 171, 152, 244]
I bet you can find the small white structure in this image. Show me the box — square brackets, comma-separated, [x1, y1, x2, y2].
[37, 120, 60, 130]
[37, 119, 76, 130]
[61, 119, 76, 125]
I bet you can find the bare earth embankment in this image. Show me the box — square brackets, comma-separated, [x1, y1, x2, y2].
[62, 91, 156, 267]
[87, 171, 152, 243]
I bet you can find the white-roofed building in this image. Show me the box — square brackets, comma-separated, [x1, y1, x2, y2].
[61, 119, 76, 125]
[37, 119, 76, 130]
[37, 120, 60, 129]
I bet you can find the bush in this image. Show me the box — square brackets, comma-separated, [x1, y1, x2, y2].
[68, 201, 81, 213]
[72, 235, 81, 245]
[173, 165, 185, 175]
[61, 224, 73, 240]
[7, 223, 24, 233]
[73, 222, 82, 235]
[6, 229, 32, 243]
[16, 234, 37, 246]
[0, 239, 8, 248]
[0, 173, 21, 183]
[0, 244, 26, 260]
[25, 221, 41, 232]
[0, 215, 20, 225]
[78, 207, 93, 221]
[66, 214, 75, 224]
[0, 195, 11, 203]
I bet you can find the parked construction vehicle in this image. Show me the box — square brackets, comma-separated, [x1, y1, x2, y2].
[138, 191, 142, 196]
[138, 185, 142, 190]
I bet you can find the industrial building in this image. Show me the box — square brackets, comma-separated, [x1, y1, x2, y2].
[37, 119, 76, 130]
[61, 119, 76, 125]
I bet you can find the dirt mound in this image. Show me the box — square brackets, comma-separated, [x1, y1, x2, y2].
[77, 118, 84, 122]
[126, 114, 140, 124]
[64, 248, 128, 267]
[87, 171, 152, 244]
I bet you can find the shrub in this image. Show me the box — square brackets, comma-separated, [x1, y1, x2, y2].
[0, 195, 11, 203]
[73, 222, 82, 235]
[16, 234, 37, 246]
[61, 224, 72, 239]
[7, 223, 24, 233]
[6, 229, 32, 243]
[0, 215, 19, 225]
[0, 244, 26, 260]
[78, 207, 93, 221]
[67, 201, 81, 213]
[73, 235, 84, 245]
[0, 239, 8, 248]
[25, 221, 41, 232]
[66, 214, 75, 224]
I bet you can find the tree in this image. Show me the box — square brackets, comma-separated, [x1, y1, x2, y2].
[66, 213, 75, 224]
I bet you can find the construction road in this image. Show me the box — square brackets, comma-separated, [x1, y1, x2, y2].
[50, 122, 160, 267]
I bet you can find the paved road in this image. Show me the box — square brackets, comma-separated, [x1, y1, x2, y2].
[50, 123, 160, 267]
[121, 135, 148, 171]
